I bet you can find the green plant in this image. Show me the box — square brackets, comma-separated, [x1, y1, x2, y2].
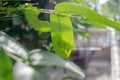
[0, 1, 120, 80]
[23, 2, 120, 58]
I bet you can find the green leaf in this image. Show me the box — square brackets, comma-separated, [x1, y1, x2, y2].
[0, 32, 28, 59]
[29, 49, 85, 77]
[55, 2, 120, 30]
[64, 75, 79, 80]
[14, 61, 49, 80]
[75, 18, 106, 29]
[0, 6, 7, 14]
[50, 13, 74, 58]
[0, 47, 12, 80]
[7, 7, 17, 13]
[2, 2, 8, 6]
[23, 5, 50, 32]
[86, 20, 106, 29]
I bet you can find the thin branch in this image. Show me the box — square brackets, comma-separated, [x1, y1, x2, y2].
[24, 9, 84, 19]
[0, 7, 84, 19]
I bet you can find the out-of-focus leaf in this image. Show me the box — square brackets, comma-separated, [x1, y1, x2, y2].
[75, 18, 106, 29]
[14, 61, 49, 80]
[0, 32, 28, 59]
[50, 13, 74, 58]
[0, 47, 12, 80]
[7, 7, 17, 13]
[86, 20, 106, 29]
[12, 15, 22, 26]
[24, 4, 50, 32]
[74, 28, 88, 40]
[55, 2, 120, 30]
[0, 6, 7, 14]
[64, 75, 79, 80]
[29, 49, 85, 77]
[2, 2, 8, 6]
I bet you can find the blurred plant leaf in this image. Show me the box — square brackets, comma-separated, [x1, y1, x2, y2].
[55, 2, 120, 30]
[0, 6, 7, 14]
[50, 13, 74, 58]
[7, 7, 17, 14]
[75, 18, 106, 29]
[0, 32, 28, 59]
[64, 75, 79, 80]
[24, 4, 50, 32]
[12, 15, 22, 26]
[29, 49, 85, 77]
[0, 47, 12, 80]
[14, 61, 49, 80]
[74, 28, 88, 40]
[2, 2, 8, 6]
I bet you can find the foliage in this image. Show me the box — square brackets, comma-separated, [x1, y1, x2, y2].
[22, 2, 120, 58]
[64, 75, 80, 80]
[55, 2, 120, 30]
[0, 48, 12, 80]
[0, 1, 120, 80]
[23, 4, 50, 32]
[50, 13, 74, 58]
[0, 32, 84, 79]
